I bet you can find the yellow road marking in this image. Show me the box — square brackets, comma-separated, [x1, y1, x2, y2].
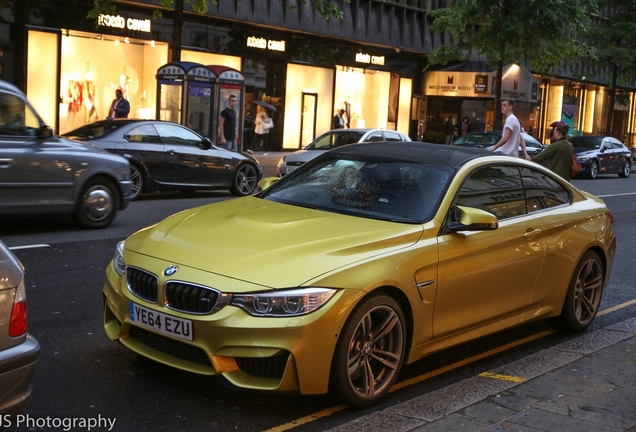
[263, 405, 346, 432]
[390, 329, 555, 391]
[265, 300, 636, 431]
[478, 372, 526, 383]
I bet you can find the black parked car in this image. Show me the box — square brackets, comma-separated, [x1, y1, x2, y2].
[64, 120, 263, 200]
[569, 136, 632, 179]
[452, 131, 546, 157]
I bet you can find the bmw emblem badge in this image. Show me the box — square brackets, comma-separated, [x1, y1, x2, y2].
[164, 265, 179, 276]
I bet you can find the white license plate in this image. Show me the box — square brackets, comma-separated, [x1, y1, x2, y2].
[129, 302, 193, 341]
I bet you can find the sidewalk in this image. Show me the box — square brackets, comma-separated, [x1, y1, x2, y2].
[329, 317, 636, 432]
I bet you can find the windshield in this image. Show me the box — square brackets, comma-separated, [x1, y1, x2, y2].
[260, 154, 452, 223]
[305, 131, 366, 150]
[63, 122, 127, 139]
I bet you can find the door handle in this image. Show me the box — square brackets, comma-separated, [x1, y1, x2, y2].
[523, 228, 542, 239]
[0, 158, 14, 168]
[167, 149, 175, 155]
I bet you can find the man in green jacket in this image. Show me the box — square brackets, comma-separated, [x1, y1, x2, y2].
[532, 122, 573, 180]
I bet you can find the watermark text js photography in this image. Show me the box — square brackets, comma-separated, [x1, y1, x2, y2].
[0, 414, 116, 431]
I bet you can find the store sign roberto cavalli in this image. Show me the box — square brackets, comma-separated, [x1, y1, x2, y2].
[97, 14, 151, 32]
[425, 71, 490, 97]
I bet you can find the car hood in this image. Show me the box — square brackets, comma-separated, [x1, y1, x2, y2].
[284, 149, 329, 163]
[124, 197, 424, 288]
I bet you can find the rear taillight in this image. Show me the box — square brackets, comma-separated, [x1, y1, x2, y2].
[607, 209, 614, 225]
[9, 278, 27, 337]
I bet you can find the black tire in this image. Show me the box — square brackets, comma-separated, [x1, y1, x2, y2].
[618, 160, 631, 178]
[329, 293, 406, 407]
[548, 250, 604, 332]
[74, 177, 120, 229]
[129, 165, 144, 200]
[230, 163, 258, 196]
[588, 160, 599, 179]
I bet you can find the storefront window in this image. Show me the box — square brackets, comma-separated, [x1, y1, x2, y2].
[56, 30, 168, 134]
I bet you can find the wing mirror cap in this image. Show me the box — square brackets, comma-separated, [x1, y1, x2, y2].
[448, 205, 498, 232]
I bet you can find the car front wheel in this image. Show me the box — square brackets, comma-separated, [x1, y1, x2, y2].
[329, 293, 406, 407]
[230, 163, 258, 196]
[549, 250, 604, 332]
[588, 160, 599, 179]
[74, 177, 119, 229]
[618, 160, 631, 178]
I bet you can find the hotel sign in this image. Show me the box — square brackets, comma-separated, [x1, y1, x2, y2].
[425, 71, 489, 97]
[355, 52, 385, 66]
[246, 36, 286, 52]
[98, 14, 151, 33]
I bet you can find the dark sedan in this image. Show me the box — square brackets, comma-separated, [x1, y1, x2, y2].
[0, 80, 132, 229]
[452, 131, 546, 157]
[569, 136, 632, 179]
[63, 120, 263, 200]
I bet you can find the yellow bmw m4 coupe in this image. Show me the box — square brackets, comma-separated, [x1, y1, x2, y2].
[102, 142, 616, 407]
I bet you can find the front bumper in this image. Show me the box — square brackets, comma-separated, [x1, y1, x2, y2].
[0, 335, 40, 415]
[102, 261, 356, 395]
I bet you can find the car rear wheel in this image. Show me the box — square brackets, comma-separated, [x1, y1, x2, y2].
[74, 177, 119, 229]
[230, 163, 258, 196]
[618, 160, 631, 178]
[549, 250, 604, 332]
[588, 160, 599, 179]
[129, 165, 144, 200]
[329, 293, 406, 407]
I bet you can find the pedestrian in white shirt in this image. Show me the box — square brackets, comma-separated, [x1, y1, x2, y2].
[491, 98, 530, 159]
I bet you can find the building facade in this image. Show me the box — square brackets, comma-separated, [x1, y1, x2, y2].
[2, 0, 635, 149]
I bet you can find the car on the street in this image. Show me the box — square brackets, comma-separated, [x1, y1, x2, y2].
[568, 135, 632, 179]
[277, 128, 411, 176]
[102, 141, 615, 408]
[0, 80, 132, 229]
[452, 131, 546, 157]
[0, 239, 40, 416]
[63, 119, 263, 200]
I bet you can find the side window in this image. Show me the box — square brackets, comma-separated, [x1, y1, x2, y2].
[455, 165, 526, 220]
[0, 92, 40, 136]
[156, 124, 203, 147]
[126, 125, 161, 143]
[384, 131, 402, 142]
[366, 133, 384, 142]
[520, 167, 571, 212]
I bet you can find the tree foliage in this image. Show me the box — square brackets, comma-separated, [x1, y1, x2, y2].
[428, 0, 597, 129]
[585, 0, 636, 135]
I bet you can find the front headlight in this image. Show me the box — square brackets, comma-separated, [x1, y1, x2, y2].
[112, 240, 126, 276]
[230, 288, 337, 317]
[577, 156, 589, 163]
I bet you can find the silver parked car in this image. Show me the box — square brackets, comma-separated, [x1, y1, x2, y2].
[277, 128, 411, 176]
[0, 80, 132, 228]
[0, 239, 39, 416]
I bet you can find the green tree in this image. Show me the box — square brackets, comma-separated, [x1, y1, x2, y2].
[585, 0, 636, 136]
[88, 0, 349, 62]
[428, 0, 596, 130]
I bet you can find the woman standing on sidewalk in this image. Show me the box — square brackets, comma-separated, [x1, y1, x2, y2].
[254, 105, 273, 155]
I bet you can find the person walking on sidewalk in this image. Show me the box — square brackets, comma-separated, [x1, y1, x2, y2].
[253, 105, 272, 155]
[219, 94, 239, 151]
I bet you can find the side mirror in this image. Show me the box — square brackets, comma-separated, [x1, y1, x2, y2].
[448, 205, 498, 232]
[37, 126, 53, 138]
[201, 138, 213, 150]
[257, 176, 280, 192]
